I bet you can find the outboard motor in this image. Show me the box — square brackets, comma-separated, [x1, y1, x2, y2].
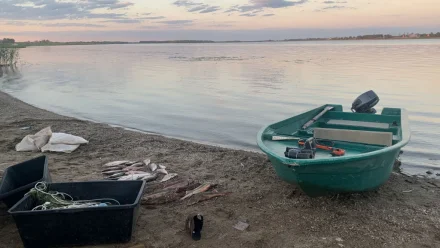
[351, 90, 379, 114]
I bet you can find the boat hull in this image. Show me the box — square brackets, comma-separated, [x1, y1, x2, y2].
[266, 148, 401, 197]
[257, 104, 410, 197]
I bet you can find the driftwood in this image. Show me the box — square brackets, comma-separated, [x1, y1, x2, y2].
[187, 192, 232, 206]
[181, 184, 215, 200]
[141, 176, 230, 206]
[142, 191, 185, 205]
[142, 181, 202, 205]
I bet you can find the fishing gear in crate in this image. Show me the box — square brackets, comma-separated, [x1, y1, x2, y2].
[277, 136, 345, 159]
[24, 182, 121, 211]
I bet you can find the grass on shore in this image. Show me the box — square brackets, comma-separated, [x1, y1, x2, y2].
[0, 47, 19, 67]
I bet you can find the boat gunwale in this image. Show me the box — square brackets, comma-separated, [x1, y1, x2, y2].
[256, 104, 411, 167]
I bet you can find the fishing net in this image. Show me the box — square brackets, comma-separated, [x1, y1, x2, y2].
[25, 182, 120, 211]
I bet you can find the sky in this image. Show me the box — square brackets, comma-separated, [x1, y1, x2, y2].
[0, 0, 440, 41]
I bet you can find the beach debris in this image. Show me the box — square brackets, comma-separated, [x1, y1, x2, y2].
[149, 163, 158, 172]
[335, 238, 344, 242]
[124, 161, 139, 166]
[143, 191, 183, 205]
[20, 126, 31, 130]
[131, 162, 144, 167]
[426, 170, 434, 175]
[402, 189, 414, 193]
[143, 159, 151, 166]
[161, 173, 178, 182]
[142, 174, 159, 182]
[427, 181, 440, 188]
[41, 143, 81, 154]
[118, 173, 152, 181]
[233, 221, 249, 231]
[142, 179, 228, 206]
[16, 126, 52, 152]
[123, 165, 145, 172]
[103, 160, 131, 167]
[156, 168, 168, 175]
[142, 180, 199, 205]
[108, 172, 126, 179]
[181, 184, 213, 201]
[102, 170, 124, 176]
[187, 192, 232, 206]
[126, 171, 148, 175]
[186, 214, 204, 241]
[145, 179, 195, 194]
[102, 166, 124, 172]
[15, 127, 89, 153]
[101, 158, 182, 188]
[437, 173, 440, 177]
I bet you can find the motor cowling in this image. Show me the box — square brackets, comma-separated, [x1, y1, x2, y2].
[351, 90, 379, 114]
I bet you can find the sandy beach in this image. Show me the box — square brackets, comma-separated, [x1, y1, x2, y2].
[0, 90, 439, 248]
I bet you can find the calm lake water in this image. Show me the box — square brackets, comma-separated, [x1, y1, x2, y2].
[1, 40, 439, 176]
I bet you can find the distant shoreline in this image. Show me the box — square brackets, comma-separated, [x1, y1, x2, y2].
[140, 37, 440, 43]
[9, 37, 440, 47]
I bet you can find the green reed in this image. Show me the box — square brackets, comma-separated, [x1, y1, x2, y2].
[0, 47, 20, 67]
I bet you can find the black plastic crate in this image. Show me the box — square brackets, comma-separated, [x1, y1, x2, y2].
[0, 155, 51, 208]
[8, 180, 146, 248]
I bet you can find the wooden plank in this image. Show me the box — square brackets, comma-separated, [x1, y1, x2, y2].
[326, 119, 389, 129]
[314, 128, 393, 146]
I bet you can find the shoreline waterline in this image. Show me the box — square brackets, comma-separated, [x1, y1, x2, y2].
[0, 89, 264, 154]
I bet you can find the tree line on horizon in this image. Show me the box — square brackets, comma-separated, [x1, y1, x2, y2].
[1, 31, 440, 47]
[286, 32, 440, 41]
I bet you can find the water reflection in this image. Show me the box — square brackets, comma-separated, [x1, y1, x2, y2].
[1, 40, 440, 175]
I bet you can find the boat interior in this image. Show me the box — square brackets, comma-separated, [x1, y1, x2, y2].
[261, 106, 404, 159]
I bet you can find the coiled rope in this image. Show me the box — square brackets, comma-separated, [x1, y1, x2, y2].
[26, 182, 121, 211]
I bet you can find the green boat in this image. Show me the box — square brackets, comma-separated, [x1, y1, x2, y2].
[257, 93, 411, 197]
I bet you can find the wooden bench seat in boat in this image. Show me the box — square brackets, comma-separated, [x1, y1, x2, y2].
[313, 127, 393, 147]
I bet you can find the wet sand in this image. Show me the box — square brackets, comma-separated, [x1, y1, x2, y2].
[0, 90, 439, 248]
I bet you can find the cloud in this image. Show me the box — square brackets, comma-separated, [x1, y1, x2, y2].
[0, 0, 134, 21]
[199, 6, 221, 13]
[226, 0, 307, 13]
[173, 0, 200, 7]
[156, 20, 193, 25]
[43, 23, 106, 27]
[208, 23, 235, 27]
[141, 16, 166, 20]
[240, 13, 257, 17]
[4, 21, 29, 26]
[323, 1, 347, 3]
[140, 25, 162, 29]
[2, 21, 105, 28]
[187, 6, 206, 12]
[224, 9, 238, 13]
[101, 19, 142, 24]
[251, 0, 308, 8]
[173, 0, 221, 14]
[106, 1, 134, 10]
[322, 5, 355, 9]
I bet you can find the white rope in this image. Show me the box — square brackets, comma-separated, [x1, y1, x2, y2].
[28, 182, 121, 211]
